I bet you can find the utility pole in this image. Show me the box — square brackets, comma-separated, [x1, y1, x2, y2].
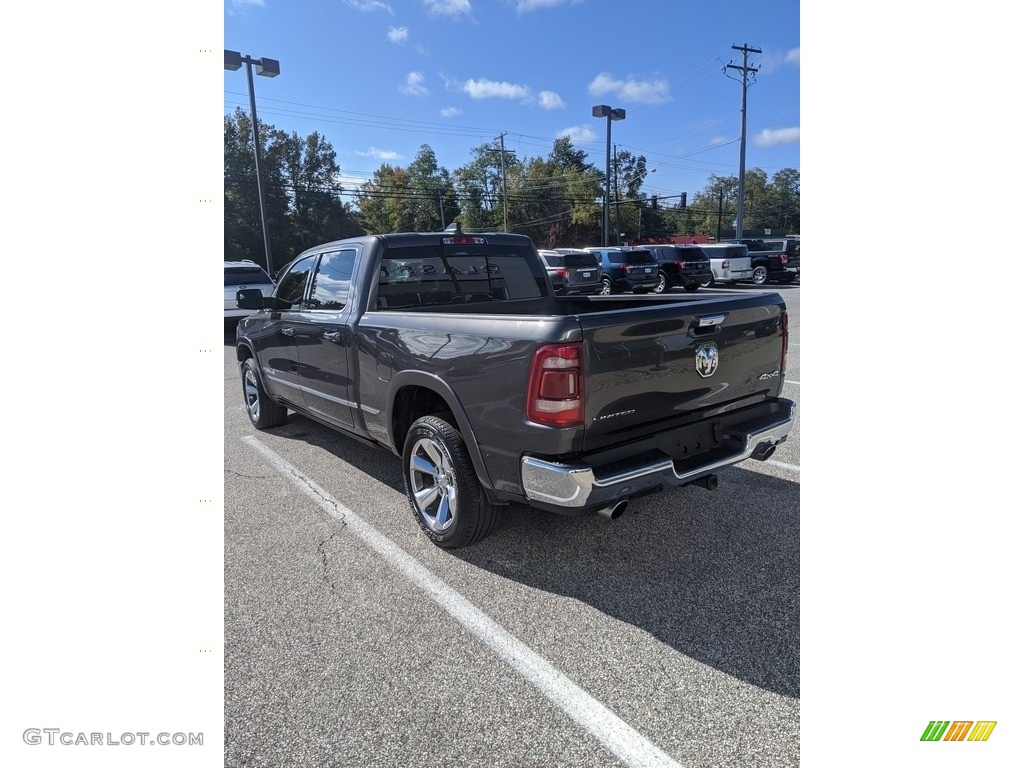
[613, 144, 620, 245]
[726, 43, 760, 240]
[717, 186, 724, 243]
[496, 132, 509, 232]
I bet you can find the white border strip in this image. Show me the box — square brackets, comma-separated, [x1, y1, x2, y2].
[242, 436, 682, 768]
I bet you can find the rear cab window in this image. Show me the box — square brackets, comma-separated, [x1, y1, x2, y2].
[375, 242, 546, 309]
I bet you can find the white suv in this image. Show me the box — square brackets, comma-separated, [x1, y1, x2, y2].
[225, 260, 275, 325]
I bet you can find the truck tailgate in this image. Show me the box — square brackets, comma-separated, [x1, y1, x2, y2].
[578, 295, 786, 452]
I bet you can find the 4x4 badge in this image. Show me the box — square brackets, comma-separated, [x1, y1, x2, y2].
[695, 342, 719, 378]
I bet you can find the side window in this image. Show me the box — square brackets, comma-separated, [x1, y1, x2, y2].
[309, 249, 357, 310]
[275, 255, 316, 310]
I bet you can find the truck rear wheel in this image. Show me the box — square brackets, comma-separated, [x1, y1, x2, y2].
[751, 265, 769, 285]
[403, 415, 499, 548]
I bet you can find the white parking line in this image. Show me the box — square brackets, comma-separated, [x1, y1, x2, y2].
[764, 459, 800, 473]
[243, 435, 683, 768]
[784, 379, 799, 386]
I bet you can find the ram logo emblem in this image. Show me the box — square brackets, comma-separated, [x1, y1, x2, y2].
[695, 342, 719, 378]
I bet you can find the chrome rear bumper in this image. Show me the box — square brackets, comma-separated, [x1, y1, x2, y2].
[521, 399, 795, 509]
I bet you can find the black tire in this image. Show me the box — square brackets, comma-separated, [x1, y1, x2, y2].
[699, 275, 715, 288]
[683, 282, 700, 292]
[652, 271, 668, 293]
[779, 273, 796, 284]
[241, 357, 288, 429]
[599, 277, 613, 295]
[751, 265, 769, 285]
[403, 415, 499, 548]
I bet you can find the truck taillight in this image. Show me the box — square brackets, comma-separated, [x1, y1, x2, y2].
[779, 310, 789, 375]
[721, 260, 730, 270]
[779, 253, 789, 265]
[526, 343, 584, 428]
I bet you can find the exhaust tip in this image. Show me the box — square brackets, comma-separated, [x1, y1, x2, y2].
[596, 500, 628, 520]
[751, 442, 777, 461]
[694, 474, 719, 491]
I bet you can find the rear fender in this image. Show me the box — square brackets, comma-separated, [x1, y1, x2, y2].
[387, 370, 495, 492]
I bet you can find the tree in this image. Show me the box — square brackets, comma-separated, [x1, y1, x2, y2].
[224, 108, 360, 273]
[356, 165, 415, 233]
[453, 142, 517, 232]
[281, 130, 361, 259]
[224, 108, 289, 269]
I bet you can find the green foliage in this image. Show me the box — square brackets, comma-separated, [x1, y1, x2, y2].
[226, 108, 799, 258]
[686, 170, 800, 239]
[224, 108, 360, 273]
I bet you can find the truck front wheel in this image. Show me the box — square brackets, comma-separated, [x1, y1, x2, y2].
[403, 415, 499, 548]
[241, 358, 288, 429]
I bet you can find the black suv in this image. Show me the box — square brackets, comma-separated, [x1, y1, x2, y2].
[539, 249, 603, 295]
[584, 248, 661, 294]
[643, 245, 713, 293]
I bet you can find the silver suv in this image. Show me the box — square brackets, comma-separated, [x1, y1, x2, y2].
[225, 260, 275, 326]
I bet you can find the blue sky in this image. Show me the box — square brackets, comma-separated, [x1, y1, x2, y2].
[224, 0, 799, 202]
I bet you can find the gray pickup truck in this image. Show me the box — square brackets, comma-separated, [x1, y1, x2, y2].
[235, 225, 795, 548]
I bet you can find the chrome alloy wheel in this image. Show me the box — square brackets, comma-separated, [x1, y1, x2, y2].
[243, 366, 261, 423]
[408, 437, 458, 534]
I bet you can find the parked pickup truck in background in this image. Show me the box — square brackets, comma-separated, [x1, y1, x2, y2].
[235, 225, 795, 548]
[727, 237, 800, 285]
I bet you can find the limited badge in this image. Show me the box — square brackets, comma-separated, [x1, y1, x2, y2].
[695, 342, 719, 378]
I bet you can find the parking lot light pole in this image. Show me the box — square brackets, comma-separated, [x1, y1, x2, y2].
[225, 50, 280, 275]
[592, 105, 625, 247]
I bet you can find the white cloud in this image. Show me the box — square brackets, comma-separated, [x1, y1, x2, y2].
[514, 0, 580, 12]
[441, 107, 463, 117]
[230, 0, 264, 7]
[538, 91, 565, 109]
[710, 136, 733, 146]
[387, 26, 409, 44]
[463, 78, 531, 100]
[588, 72, 671, 105]
[423, 0, 472, 17]
[356, 147, 402, 161]
[344, 0, 394, 13]
[400, 71, 429, 96]
[759, 47, 800, 75]
[558, 125, 596, 143]
[754, 127, 800, 147]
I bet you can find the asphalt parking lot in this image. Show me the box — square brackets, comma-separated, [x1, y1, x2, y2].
[223, 282, 801, 767]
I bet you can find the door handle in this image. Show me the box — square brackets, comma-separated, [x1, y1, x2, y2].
[322, 331, 342, 342]
[282, 327, 295, 336]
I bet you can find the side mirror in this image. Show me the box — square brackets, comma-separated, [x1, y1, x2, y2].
[236, 288, 273, 310]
